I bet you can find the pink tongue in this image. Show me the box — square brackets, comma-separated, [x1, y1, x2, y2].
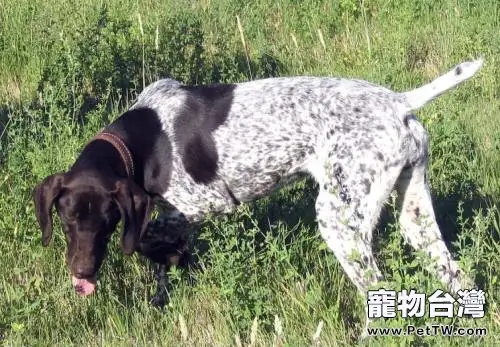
[71, 276, 96, 296]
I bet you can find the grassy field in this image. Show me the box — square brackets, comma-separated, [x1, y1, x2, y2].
[1, 0, 499, 345]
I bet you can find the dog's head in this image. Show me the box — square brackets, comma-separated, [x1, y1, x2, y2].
[33, 171, 152, 296]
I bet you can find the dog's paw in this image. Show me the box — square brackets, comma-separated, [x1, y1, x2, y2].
[150, 293, 167, 309]
[445, 268, 475, 295]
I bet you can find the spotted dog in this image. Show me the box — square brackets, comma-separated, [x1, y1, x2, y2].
[33, 58, 483, 334]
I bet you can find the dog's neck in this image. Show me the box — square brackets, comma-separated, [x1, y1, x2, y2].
[90, 133, 135, 178]
[73, 107, 172, 196]
[71, 140, 130, 181]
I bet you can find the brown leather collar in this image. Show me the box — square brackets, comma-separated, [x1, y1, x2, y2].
[89, 132, 135, 178]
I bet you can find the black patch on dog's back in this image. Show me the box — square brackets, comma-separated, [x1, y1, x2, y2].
[174, 84, 236, 184]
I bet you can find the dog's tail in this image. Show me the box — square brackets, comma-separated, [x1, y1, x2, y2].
[399, 58, 484, 115]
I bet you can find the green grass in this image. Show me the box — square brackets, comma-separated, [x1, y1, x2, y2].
[1, 0, 499, 345]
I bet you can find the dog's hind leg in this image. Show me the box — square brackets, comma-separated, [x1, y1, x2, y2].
[396, 162, 472, 294]
[393, 117, 472, 294]
[311, 149, 404, 338]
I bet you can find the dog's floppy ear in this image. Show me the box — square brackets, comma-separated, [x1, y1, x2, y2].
[112, 179, 153, 255]
[33, 174, 65, 246]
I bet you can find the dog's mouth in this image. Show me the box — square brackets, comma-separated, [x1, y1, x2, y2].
[71, 275, 97, 296]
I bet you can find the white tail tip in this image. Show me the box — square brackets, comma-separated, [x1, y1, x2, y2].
[454, 58, 484, 79]
[402, 57, 485, 113]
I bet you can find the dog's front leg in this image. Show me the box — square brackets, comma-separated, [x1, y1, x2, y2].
[151, 262, 169, 307]
[138, 210, 190, 308]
